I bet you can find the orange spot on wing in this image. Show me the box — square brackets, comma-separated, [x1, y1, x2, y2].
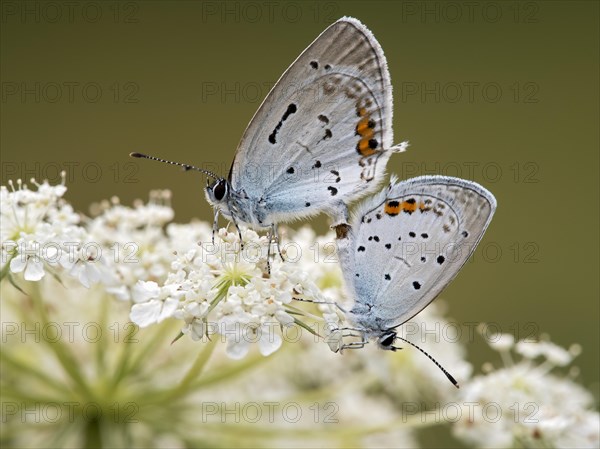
[401, 200, 418, 213]
[356, 118, 374, 138]
[355, 105, 378, 157]
[385, 201, 400, 216]
[357, 139, 377, 156]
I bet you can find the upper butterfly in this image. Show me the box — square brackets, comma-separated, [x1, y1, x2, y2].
[132, 17, 406, 239]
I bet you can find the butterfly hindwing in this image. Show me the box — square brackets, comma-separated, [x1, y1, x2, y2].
[344, 176, 496, 330]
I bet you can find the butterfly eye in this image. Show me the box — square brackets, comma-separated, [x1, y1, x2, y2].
[379, 332, 396, 348]
[213, 180, 227, 201]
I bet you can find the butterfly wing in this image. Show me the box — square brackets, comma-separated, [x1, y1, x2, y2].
[229, 17, 403, 222]
[342, 176, 497, 330]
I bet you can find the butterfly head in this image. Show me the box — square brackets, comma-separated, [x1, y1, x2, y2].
[205, 178, 229, 206]
[377, 330, 398, 351]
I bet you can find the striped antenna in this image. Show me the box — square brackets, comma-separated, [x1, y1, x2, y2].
[395, 336, 459, 388]
[130, 152, 220, 180]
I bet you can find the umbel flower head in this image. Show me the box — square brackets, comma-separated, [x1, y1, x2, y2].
[129, 227, 338, 359]
[86, 189, 181, 300]
[452, 332, 599, 448]
[2, 175, 599, 449]
[1, 174, 101, 286]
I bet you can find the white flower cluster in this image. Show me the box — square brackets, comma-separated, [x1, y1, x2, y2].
[453, 334, 599, 448]
[86, 190, 187, 301]
[1, 174, 102, 286]
[130, 227, 337, 359]
[1, 175, 342, 359]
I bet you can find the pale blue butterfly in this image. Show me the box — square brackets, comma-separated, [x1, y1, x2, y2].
[132, 17, 406, 252]
[333, 175, 497, 386]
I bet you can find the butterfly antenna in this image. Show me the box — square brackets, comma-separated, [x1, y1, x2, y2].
[395, 336, 459, 388]
[130, 152, 220, 180]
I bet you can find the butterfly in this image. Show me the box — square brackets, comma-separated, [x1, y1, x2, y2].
[132, 17, 406, 252]
[334, 175, 496, 386]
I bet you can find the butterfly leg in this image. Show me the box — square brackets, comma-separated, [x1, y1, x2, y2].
[340, 339, 368, 352]
[223, 196, 244, 249]
[211, 209, 220, 244]
[265, 226, 274, 275]
[292, 297, 347, 314]
[231, 216, 244, 250]
[334, 326, 365, 332]
[272, 223, 285, 262]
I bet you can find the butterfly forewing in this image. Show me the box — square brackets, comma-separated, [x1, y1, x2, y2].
[229, 17, 396, 216]
[347, 176, 496, 329]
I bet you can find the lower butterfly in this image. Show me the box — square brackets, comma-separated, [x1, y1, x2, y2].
[333, 175, 497, 386]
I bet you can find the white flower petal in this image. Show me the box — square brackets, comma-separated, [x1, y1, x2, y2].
[258, 326, 282, 356]
[274, 310, 294, 326]
[225, 337, 250, 360]
[130, 301, 162, 327]
[159, 297, 180, 321]
[106, 285, 130, 301]
[132, 281, 160, 303]
[489, 333, 515, 351]
[9, 256, 26, 273]
[24, 258, 45, 281]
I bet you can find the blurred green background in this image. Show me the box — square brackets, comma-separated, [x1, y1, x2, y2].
[1, 0, 598, 415]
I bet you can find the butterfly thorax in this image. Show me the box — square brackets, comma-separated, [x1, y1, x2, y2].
[348, 304, 391, 339]
[205, 183, 272, 230]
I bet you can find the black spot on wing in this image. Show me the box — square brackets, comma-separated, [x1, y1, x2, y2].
[437, 255, 445, 265]
[330, 170, 340, 183]
[413, 281, 421, 290]
[385, 274, 391, 280]
[327, 186, 338, 196]
[287, 167, 294, 174]
[268, 103, 297, 144]
[310, 61, 318, 69]
[319, 129, 333, 143]
[357, 246, 365, 252]
[318, 114, 329, 124]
